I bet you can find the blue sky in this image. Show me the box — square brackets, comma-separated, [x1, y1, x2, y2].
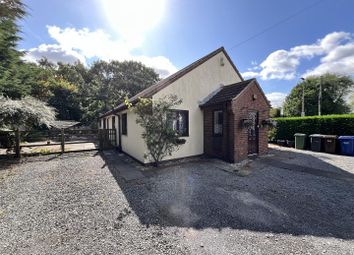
[19, 0, 354, 107]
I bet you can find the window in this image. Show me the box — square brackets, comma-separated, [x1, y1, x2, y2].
[168, 110, 189, 136]
[112, 116, 116, 129]
[103, 118, 106, 129]
[213, 110, 223, 135]
[122, 113, 127, 135]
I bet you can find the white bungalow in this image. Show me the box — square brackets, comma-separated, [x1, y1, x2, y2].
[99, 47, 270, 164]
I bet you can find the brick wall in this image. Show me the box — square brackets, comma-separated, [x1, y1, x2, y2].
[232, 82, 270, 162]
[203, 103, 234, 162]
[203, 81, 270, 163]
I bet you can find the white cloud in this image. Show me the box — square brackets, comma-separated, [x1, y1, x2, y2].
[266, 92, 287, 108]
[304, 42, 354, 77]
[23, 26, 177, 78]
[23, 44, 86, 64]
[47, 26, 129, 60]
[245, 31, 354, 80]
[241, 71, 259, 79]
[259, 49, 299, 80]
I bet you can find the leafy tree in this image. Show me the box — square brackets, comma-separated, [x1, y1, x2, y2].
[56, 62, 88, 94]
[283, 74, 353, 116]
[89, 60, 159, 110]
[0, 95, 56, 130]
[56, 62, 89, 120]
[0, 0, 26, 20]
[114, 61, 160, 97]
[85, 60, 159, 124]
[127, 95, 183, 167]
[34, 60, 82, 120]
[6, 58, 160, 125]
[270, 107, 281, 118]
[349, 92, 354, 113]
[47, 79, 81, 120]
[0, 0, 27, 98]
[87, 60, 114, 113]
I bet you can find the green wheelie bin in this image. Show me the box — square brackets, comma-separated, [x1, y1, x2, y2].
[294, 133, 307, 150]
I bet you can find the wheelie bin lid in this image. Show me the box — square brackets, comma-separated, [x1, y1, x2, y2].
[322, 135, 337, 139]
[338, 136, 354, 140]
[309, 134, 324, 137]
[294, 133, 306, 136]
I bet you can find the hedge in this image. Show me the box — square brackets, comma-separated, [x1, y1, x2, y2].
[269, 114, 354, 141]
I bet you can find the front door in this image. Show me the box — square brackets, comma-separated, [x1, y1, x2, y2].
[247, 111, 259, 155]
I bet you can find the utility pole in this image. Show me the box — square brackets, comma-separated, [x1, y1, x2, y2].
[301, 78, 305, 117]
[318, 76, 322, 116]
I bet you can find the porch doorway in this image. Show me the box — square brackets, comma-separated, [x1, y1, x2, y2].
[203, 106, 233, 162]
[212, 109, 224, 158]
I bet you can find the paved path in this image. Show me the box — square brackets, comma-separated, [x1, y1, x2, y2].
[268, 144, 354, 174]
[262, 158, 354, 183]
[102, 150, 145, 181]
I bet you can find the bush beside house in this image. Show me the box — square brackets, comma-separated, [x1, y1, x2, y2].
[127, 95, 184, 167]
[269, 114, 354, 141]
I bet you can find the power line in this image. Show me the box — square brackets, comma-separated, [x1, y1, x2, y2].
[229, 0, 326, 50]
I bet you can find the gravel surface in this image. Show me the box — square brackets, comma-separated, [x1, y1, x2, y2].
[0, 148, 354, 254]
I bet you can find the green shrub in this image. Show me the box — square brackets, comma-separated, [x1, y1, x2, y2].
[270, 114, 354, 141]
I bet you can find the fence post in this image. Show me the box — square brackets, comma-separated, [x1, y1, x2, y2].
[98, 129, 103, 150]
[60, 128, 65, 153]
[15, 129, 20, 158]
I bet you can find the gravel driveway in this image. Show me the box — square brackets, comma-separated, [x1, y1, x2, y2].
[0, 147, 354, 254]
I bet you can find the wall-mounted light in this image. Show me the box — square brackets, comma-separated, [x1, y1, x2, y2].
[252, 94, 257, 100]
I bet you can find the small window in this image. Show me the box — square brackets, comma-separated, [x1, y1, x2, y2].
[122, 113, 127, 135]
[103, 118, 106, 129]
[168, 110, 189, 136]
[213, 110, 223, 135]
[112, 116, 116, 129]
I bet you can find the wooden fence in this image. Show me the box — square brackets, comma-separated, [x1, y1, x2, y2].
[0, 129, 116, 158]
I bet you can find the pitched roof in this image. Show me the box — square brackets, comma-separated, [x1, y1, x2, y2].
[200, 79, 255, 107]
[100, 46, 243, 117]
